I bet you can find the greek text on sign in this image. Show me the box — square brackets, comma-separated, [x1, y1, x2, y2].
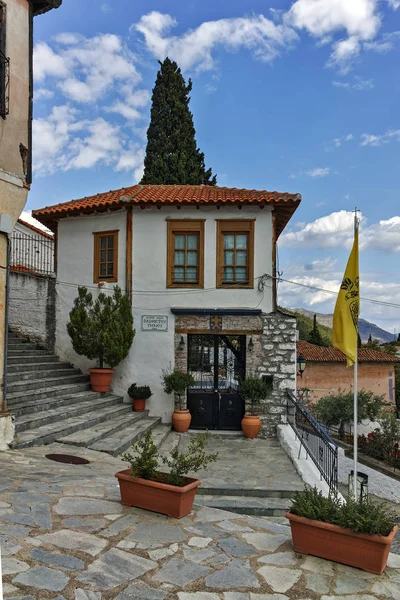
[141, 315, 168, 331]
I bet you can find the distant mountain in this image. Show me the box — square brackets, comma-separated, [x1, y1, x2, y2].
[292, 308, 396, 344]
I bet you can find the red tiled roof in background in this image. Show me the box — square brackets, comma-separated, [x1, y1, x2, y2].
[17, 219, 54, 240]
[297, 340, 399, 364]
[32, 184, 301, 238]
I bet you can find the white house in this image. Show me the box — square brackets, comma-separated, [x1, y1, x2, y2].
[12, 217, 54, 274]
[33, 184, 301, 435]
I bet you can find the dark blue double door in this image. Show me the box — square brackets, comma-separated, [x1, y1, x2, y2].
[187, 334, 246, 430]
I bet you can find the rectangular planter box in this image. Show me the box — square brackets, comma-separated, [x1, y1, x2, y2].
[286, 512, 398, 575]
[115, 469, 200, 519]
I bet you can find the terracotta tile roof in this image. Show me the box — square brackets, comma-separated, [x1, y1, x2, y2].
[32, 184, 301, 238]
[17, 219, 54, 240]
[297, 341, 399, 363]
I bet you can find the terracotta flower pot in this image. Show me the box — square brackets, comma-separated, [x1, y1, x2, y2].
[286, 512, 398, 575]
[241, 414, 262, 438]
[172, 409, 191, 433]
[115, 469, 200, 518]
[88, 368, 114, 393]
[133, 398, 146, 412]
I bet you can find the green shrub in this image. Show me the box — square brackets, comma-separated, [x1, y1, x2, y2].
[128, 384, 152, 400]
[290, 486, 395, 537]
[239, 374, 269, 415]
[67, 286, 135, 369]
[122, 429, 218, 487]
[162, 431, 218, 486]
[162, 368, 195, 410]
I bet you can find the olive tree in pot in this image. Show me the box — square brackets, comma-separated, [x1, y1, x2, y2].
[116, 429, 218, 518]
[128, 384, 152, 412]
[162, 368, 195, 432]
[239, 374, 269, 438]
[67, 286, 135, 392]
[287, 486, 397, 574]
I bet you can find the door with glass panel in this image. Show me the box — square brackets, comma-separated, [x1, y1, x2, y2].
[187, 334, 246, 430]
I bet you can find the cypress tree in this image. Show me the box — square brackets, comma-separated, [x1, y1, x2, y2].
[140, 58, 216, 186]
[308, 314, 323, 346]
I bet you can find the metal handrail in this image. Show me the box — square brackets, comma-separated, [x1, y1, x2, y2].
[286, 389, 338, 492]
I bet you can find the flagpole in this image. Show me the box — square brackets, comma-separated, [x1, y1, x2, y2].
[353, 210, 359, 502]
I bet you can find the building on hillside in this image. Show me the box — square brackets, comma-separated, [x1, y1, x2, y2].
[0, 0, 62, 414]
[297, 340, 398, 406]
[33, 184, 301, 435]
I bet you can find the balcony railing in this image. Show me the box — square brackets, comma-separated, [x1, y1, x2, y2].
[11, 232, 55, 276]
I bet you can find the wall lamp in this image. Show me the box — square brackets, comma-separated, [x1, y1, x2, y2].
[178, 336, 185, 351]
[297, 353, 306, 378]
[248, 337, 254, 352]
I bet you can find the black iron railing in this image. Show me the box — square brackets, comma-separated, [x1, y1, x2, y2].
[11, 232, 54, 276]
[0, 49, 10, 119]
[287, 390, 338, 492]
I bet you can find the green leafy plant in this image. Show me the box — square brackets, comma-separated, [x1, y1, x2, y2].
[67, 286, 135, 369]
[121, 428, 159, 480]
[162, 367, 195, 410]
[162, 431, 218, 486]
[291, 486, 395, 537]
[128, 384, 152, 400]
[239, 374, 270, 415]
[314, 389, 385, 439]
[121, 429, 218, 487]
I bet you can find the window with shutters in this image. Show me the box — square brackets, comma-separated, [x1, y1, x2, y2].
[0, 2, 9, 120]
[216, 220, 254, 288]
[93, 231, 118, 283]
[167, 220, 204, 288]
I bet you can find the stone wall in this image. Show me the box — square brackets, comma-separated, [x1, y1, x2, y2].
[257, 311, 297, 437]
[9, 271, 56, 350]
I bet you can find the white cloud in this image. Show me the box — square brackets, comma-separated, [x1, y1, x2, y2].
[34, 88, 54, 100]
[101, 3, 112, 13]
[33, 42, 69, 81]
[280, 210, 356, 249]
[133, 11, 298, 71]
[332, 77, 374, 91]
[363, 217, 400, 252]
[364, 31, 400, 53]
[306, 167, 330, 177]
[67, 119, 121, 169]
[388, 0, 400, 9]
[106, 102, 142, 121]
[32, 105, 79, 174]
[304, 257, 338, 272]
[331, 133, 353, 147]
[53, 33, 82, 45]
[332, 80, 350, 89]
[361, 129, 400, 146]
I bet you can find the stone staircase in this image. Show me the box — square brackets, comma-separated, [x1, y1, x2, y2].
[7, 331, 170, 455]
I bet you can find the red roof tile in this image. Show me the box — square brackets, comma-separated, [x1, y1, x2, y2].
[17, 219, 54, 240]
[297, 341, 399, 363]
[32, 184, 301, 238]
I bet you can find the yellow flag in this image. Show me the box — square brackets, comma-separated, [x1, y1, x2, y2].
[332, 228, 360, 367]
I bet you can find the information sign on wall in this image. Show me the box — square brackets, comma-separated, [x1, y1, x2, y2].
[141, 315, 168, 331]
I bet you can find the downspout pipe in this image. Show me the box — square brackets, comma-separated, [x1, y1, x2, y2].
[1, 233, 10, 414]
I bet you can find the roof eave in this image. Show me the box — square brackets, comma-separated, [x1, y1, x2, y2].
[32, 0, 62, 17]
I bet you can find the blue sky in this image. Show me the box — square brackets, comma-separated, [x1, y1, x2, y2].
[28, 0, 400, 333]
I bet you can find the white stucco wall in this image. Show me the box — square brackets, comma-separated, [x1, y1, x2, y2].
[56, 206, 273, 423]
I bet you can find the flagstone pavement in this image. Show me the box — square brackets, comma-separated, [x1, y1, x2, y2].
[1, 442, 400, 600]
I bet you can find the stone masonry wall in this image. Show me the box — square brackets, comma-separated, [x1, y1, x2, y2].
[257, 311, 297, 437]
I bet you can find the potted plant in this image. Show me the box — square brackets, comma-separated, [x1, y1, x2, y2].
[286, 486, 398, 575]
[116, 429, 218, 518]
[128, 384, 152, 412]
[162, 368, 195, 432]
[67, 286, 135, 393]
[239, 374, 269, 438]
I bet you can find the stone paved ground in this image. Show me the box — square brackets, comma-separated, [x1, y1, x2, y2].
[1, 442, 400, 600]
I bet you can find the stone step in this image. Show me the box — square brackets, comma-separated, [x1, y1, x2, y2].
[7, 373, 89, 393]
[9, 390, 114, 417]
[7, 348, 59, 357]
[14, 402, 131, 448]
[196, 487, 296, 499]
[150, 424, 171, 450]
[7, 367, 81, 383]
[7, 354, 59, 365]
[15, 395, 126, 433]
[7, 381, 91, 404]
[193, 495, 292, 517]
[89, 417, 161, 456]
[7, 362, 74, 375]
[7, 342, 39, 350]
[7, 336, 29, 344]
[57, 410, 149, 447]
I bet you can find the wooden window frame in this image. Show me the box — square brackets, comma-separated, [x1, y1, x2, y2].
[167, 220, 205, 288]
[93, 230, 119, 283]
[216, 219, 255, 289]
